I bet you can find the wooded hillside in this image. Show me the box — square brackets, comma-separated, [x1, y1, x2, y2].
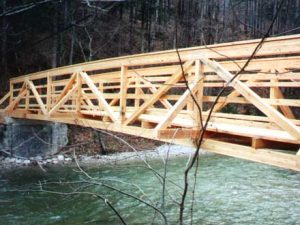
[1, 0, 300, 91]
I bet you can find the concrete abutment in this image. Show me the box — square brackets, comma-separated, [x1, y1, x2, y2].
[0, 118, 68, 158]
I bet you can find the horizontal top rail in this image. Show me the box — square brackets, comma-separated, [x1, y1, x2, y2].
[10, 34, 300, 83]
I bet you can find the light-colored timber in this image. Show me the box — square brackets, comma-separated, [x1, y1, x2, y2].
[1, 34, 300, 171]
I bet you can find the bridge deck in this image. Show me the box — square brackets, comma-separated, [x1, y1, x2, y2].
[0, 34, 300, 171]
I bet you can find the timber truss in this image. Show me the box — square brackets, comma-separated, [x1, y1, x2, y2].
[1, 34, 300, 171]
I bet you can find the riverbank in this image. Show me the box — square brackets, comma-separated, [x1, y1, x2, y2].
[0, 145, 207, 171]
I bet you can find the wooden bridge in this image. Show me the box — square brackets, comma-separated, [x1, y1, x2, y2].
[0, 34, 300, 171]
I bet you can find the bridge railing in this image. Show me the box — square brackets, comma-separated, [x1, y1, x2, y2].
[0, 34, 300, 145]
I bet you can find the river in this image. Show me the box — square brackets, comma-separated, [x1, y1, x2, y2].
[0, 153, 299, 225]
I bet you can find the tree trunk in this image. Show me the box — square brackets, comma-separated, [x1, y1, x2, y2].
[1, 0, 8, 82]
[52, 5, 59, 68]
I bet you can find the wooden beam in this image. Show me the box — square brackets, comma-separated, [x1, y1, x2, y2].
[194, 59, 204, 127]
[80, 72, 118, 122]
[139, 78, 172, 109]
[134, 76, 141, 108]
[124, 60, 194, 125]
[81, 90, 94, 107]
[9, 34, 300, 83]
[5, 89, 27, 113]
[54, 73, 77, 104]
[155, 74, 202, 131]
[0, 92, 10, 106]
[109, 78, 133, 107]
[201, 139, 300, 171]
[200, 57, 300, 141]
[25, 87, 29, 110]
[7, 109, 300, 171]
[141, 121, 155, 129]
[120, 65, 128, 122]
[270, 70, 278, 110]
[48, 82, 79, 116]
[252, 138, 267, 149]
[209, 75, 264, 113]
[26, 79, 47, 115]
[46, 74, 52, 111]
[274, 69, 295, 119]
[157, 129, 200, 139]
[76, 73, 82, 114]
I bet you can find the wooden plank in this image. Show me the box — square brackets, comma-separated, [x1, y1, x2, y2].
[203, 96, 300, 108]
[202, 139, 300, 171]
[120, 65, 128, 122]
[80, 72, 118, 122]
[26, 79, 47, 115]
[124, 60, 194, 125]
[200, 57, 300, 141]
[157, 129, 200, 139]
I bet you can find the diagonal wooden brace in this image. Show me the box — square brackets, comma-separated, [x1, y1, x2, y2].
[139, 78, 172, 109]
[0, 92, 10, 107]
[80, 72, 118, 122]
[48, 81, 79, 116]
[26, 79, 47, 115]
[200, 57, 300, 141]
[53, 73, 77, 104]
[5, 82, 27, 113]
[124, 60, 195, 126]
[155, 75, 202, 132]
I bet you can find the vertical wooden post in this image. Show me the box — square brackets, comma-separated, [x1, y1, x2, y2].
[134, 75, 140, 108]
[269, 69, 278, 110]
[25, 86, 29, 111]
[99, 82, 104, 111]
[76, 73, 82, 114]
[120, 65, 128, 123]
[187, 71, 194, 111]
[193, 59, 204, 127]
[47, 73, 52, 112]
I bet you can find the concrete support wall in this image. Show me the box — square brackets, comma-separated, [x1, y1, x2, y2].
[0, 118, 68, 158]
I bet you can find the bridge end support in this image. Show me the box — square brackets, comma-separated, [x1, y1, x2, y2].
[0, 118, 68, 158]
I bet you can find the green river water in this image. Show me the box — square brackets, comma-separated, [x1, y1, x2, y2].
[0, 153, 299, 225]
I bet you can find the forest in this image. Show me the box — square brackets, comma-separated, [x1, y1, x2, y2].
[1, 1, 300, 225]
[1, 0, 300, 93]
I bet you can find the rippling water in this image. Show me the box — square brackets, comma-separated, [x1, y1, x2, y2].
[0, 153, 299, 225]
